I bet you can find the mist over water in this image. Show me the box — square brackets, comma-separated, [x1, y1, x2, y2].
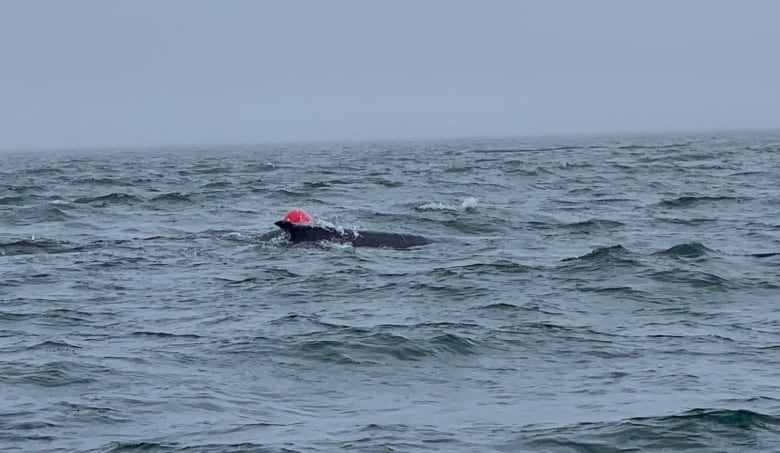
[2, 130, 780, 452]
[3, 2, 780, 151]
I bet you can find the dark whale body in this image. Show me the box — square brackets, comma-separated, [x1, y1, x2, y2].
[274, 221, 432, 249]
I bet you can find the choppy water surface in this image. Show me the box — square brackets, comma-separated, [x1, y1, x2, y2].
[2, 131, 780, 452]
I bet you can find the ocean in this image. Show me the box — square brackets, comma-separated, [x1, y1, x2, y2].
[1, 130, 779, 452]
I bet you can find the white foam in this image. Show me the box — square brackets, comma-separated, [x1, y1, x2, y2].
[417, 202, 452, 211]
[460, 197, 479, 210]
[267, 235, 289, 246]
[417, 197, 479, 212]
[314, 218, 361, 235]
[221, 232, 243, 240]
[317, 240, 354, 251]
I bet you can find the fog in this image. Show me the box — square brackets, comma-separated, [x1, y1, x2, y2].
[1, 0, 778, 150]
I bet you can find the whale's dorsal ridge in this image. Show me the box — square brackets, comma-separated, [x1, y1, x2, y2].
[274, 220, 431, 249]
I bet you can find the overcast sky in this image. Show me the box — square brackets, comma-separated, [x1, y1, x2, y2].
[1, 0, 778, 150]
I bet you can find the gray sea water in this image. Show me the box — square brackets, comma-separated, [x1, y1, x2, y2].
[2, 130, 780, 452]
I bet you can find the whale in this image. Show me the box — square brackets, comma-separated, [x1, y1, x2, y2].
[274, 220, 432, 249]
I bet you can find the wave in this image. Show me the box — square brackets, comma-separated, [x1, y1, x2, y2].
[618, 141, 700, 150]
[3, 361, 105, 387]
[648, 269, 730, 288]
[521, 408, 780, 452]
[294, 330, 478, 363]
[244, 162, 276, 172]
[25, 340, 82, 352]
[302, 180, 334, 189]
[430, 260, 533, 277]
[201, 181, 232, 189]
[69, 177, 128, 186]
[24, 166, 62, 175]
[4, 421, 59, 431]
[658, 195, 746, 208]
[0, 195, 25, 205]
[0, 237, 130, 256]
[299, 177, 399, 190]
[0, 311, 29, 321]
[473, 141, 698, 154]
[655, 242, 714, 258]
[476, 302, 527, 311]
[74, 192, 143, 205]
[0, 308, 94, 323]
[43, 308, 94, 322]
[0, 238, 74, 256]
[7, 205, 73, 224]
[188, 165, 232, 175]
[273, 188, 308, 199]
[0, 272, 54, 287]
[100, 442, 297, 453]
[505, 165, 556, 176]
[751, 251, 780, 258]
[575, 285, 648, 297]
[46, 401, 129, 426]
[367, 177, 403, 187]
[474, 145, 588, 153]
[444, 165, 475, 173]
[561, 219, 624, 232]
[148, 192, 192, 203]
[416, 197, 479, 212]
[130, 331, 201, 339]
[1, 183, 46, 193]
[562, 245, 637, 265]
[473, 302, 562, 315]
[660, 217, 718, 226]
[214, 276, 259, 285]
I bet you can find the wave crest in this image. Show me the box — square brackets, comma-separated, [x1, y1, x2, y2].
[74, 193, 142, 205]
[658, 196, 744, 208]
[416, 197, 479, 212]
[656, 242, 713, 257]
[523, 408, 780, 452]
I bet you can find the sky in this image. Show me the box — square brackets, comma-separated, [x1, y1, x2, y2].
[1, 0, 778, 150]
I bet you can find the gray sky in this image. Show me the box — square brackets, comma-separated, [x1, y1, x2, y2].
[1, 0, 778, 150]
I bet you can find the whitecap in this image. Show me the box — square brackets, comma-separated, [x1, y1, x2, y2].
[417, 197, 479, 212]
